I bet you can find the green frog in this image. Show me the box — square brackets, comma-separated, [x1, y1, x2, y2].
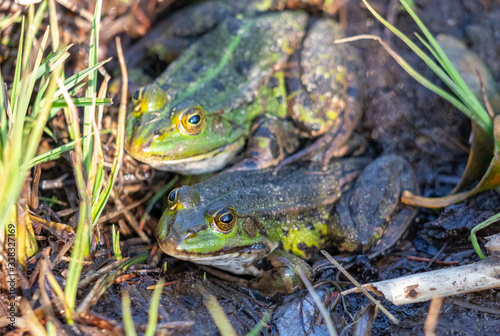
[126, 0, 362, 174]
[156, 155, 418, 295]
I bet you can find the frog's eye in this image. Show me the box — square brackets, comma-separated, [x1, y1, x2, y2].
[212, 208, 237, 233]
[132, 88, 145, 104]
[179, 106, 205, 135]
[167, 188, 180, 211]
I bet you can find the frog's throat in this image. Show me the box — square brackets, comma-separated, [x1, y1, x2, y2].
[144, 139, 244, 175]
[169, 249, 264, 276]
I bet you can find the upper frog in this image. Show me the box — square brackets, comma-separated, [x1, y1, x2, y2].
[156, 155, 418, 295]
[126, 0, 362, 174]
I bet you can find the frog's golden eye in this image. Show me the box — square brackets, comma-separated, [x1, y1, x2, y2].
[212, 208, 237, 233]
[179, 106, 205, 135]
[167, 188, 180, 211]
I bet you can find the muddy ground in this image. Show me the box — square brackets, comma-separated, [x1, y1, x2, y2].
[2, 0, 500, 335]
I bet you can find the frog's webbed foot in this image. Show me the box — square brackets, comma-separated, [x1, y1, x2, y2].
[331, 155, 418, 257]
[229, 117, 299, 171]
[248, 250, 312, 296]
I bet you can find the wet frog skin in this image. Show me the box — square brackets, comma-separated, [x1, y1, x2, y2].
[156, 155, 418, 295]
[126, 0, 361, 174]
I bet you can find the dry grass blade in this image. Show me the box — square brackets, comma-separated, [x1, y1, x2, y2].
[321, 250, 399, 324]
[424, 297, 443, 336]
[195, 284, 237, 336]
[296, 268, 338, 336]
[20, 299, 48, 336]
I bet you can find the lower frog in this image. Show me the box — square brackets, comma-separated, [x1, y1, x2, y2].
[126, 0, 362, 174]
[156, 155, 418, 296]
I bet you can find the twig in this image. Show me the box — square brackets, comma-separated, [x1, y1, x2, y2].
[297, 268, 338, 336]
[321, 250, 399, 324]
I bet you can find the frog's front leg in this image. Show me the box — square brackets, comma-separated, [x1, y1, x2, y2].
[247, 249, 312, 296]
[229, 117, 299, 171]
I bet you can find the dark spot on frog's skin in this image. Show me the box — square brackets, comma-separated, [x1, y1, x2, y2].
[253, 125, 272, 139]
[277, 96, 283, 105]
[154, 130, 162, 136]
[236, 60, 252, 76]
[282, 229, 289, 237]
[249, 151, 260, 158]
[225, 18, 241, 36]
[348, 111, 355, 121]
[211, 80, 225, 92]
[307, 209, 320, 219]
[192, 63, 203, 73]
[276, 212, 287, 222]
[267, 76, 279, 89]
[184, 74, 195, 83]
[242, 217, 256, 238]
[270, 136, 280, 160]
[306, 221, 314, 230]
[255, 257, 273, 271]
[297, 242, 319, 258]
[286, 77, 301, 93]
[347, 87, 358, 99]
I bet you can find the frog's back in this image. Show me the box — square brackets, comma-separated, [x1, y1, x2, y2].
[194, 158, 369, 217]
[157, 11, 308, 114]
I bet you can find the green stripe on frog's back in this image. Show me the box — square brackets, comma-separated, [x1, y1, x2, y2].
[156, 11, 308, 116]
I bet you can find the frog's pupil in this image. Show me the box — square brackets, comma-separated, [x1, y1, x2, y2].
[188, 114, 201, 124]
[168, 189, 178, 202]
[220, 212, 233, 224]
[133, 89, 141, 101]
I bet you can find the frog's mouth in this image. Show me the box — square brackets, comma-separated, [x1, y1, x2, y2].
[128, 139, 245, 175]
[158, 236, 273, 276]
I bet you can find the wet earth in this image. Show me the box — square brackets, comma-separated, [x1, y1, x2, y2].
[96, 0, 500, 335]
[3, 0, 500, 335]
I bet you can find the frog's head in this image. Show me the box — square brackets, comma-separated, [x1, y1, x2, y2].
[125, 83, 247, 175]
[156, 186, 277, 275]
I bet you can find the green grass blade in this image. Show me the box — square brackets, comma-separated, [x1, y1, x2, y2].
[112, 225, 122, 260]
[0, 72, 6, 150]
[82, 0, 103, 172]
[145, 279, 164, 336]
[363, 0, 493, 137]
[10, 17, 24, 116]
[91, 37, 126, 224]
[36, 45, 72, 79]
[400, 0, 491, 124]
[51, 97, 112, 108]
[64, 200, 89, 321]
[122, 290, 138, 336]
[54, 58, 112, 98]
[470, 211, 500, 260]
[22, 133, 95, 170]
